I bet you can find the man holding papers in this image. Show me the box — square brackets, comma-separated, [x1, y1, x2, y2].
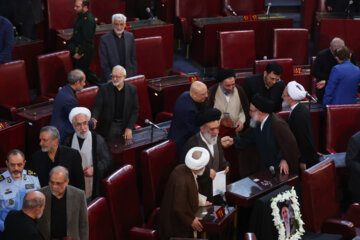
[181, 108, 229, 202]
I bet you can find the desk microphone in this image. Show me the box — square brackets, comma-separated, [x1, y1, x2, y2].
[227, 5, 237, 16]
[266, 2, 272, 16]
[145, 7, 155, 19]
[269, 165, 276, 178]
[145, 119, 161, 130]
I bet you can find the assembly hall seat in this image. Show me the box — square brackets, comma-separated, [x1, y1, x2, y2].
[141, 140, 178, 221]
[254, 58, 294, 84]
[45, 0, 76, 31]
[0, 60, 33, 120]
[37, 50, 73, 98]
[273, 28, 309, 66]
[87, 197, 115, 240]
[175, 0, 221, 44]
[89, 0, 126, 24]
[302, 159, 360, 238]
[222, 0, 265, 15]
[0, 122, 26, 168]
[218, 30, 256, 70]
[102, 164, 158, 240]
[76, 86, 99, 110]
[325, 104, 360, 154]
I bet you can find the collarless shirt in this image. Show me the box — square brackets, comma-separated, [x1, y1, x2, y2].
[51, 189, 67, 239]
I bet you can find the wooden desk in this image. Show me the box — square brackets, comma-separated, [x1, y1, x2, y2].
[109, 121, 170, 170]
[196, 205, 236, 238]
[191, 14, 293, 67]
[226, 170, 298, 208]
[14, 101, 53, 156]
[56, 19, 174, 77]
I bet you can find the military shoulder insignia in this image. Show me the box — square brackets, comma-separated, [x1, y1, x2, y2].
[9, 199, 14, 205]
[7, 177, 11, 183]
[27, 170, 37, 176]
[0, 175, 4, 181]
[84, 16, 88, 20]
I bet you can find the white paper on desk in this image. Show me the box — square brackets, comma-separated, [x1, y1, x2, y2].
[213, 170, 226, 196]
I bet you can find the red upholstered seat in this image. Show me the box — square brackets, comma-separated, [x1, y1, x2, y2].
[157, 0, 175, 23]
[87, 197, 115, 240]
[222, 0, 265, 15]
[135, 36, 167, 79]
[76, 86, 99, 110]
[125, 75, 153, 125]
[273, 28, 309, 65]
[175, 0, 220, 44]
[89, 0, 126, 24]
[46, 0, 76, 30]
[37, 50, 73, 98]
[254, 58, 294, 84]
[325, 104, 360, 153]
[0, 122, 26, 168]
[141, 140, 177, 220]
[0, 60, 31, 119]
[102, 164, 157, 240]
[218, 30, 256, 70]
[302, 159, 360, 238]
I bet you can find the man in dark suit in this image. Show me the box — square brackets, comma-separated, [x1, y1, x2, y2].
[50, 69, 86, 143]
[282, 81, 319, 170]
[99, 13, 137, 82]
[63, 107, 113, 201]
[38, 166, 88, 240]
[92, 65, 139, 141]
[243, 62, 285, 112]
[13, 0, 43, 39]
[346, 131, 360, 203]
[4, 191, 45, 240]
[181, 108, 229, 202]
[30, 126, 85, 190]
[168, 81, 208, 156]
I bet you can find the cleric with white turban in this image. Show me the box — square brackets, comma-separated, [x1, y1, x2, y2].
[69, 107, 91, 123]
[287, 81, 306, 101]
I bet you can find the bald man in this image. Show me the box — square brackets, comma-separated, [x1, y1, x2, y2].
[168, 81, 208, 156]
[4, 191, 45, 240]
[51, 69, 86, 142]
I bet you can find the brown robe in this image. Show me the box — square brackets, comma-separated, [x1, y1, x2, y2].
[158, 164, 199, 240]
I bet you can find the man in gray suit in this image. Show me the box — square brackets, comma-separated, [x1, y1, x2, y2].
[99, 13, 137, 82]
[38, 166, 88, 240]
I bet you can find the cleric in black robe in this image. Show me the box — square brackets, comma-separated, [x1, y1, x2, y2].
[181, 108, 229, 202]
[223, 94, 300, 175]
[345, 131, 360, 203]
[282, 81, 319, 170]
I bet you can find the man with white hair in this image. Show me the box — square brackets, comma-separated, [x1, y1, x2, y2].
[181, 108, 229, 202]
[92, 65, 139, 141]
[313, 37, 356, 102]
[99, 13, 137, 82]
[63, 107, 112, 200]
[282, 81, 319, 170]
[159, 147, 212, 240]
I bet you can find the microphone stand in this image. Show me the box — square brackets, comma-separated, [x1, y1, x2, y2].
[150, 125, 154, 142]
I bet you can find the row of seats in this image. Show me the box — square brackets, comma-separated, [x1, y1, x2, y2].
[88, 140, 177, 240]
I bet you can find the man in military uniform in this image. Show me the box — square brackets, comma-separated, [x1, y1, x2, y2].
[67, 0, 100, 86]
[0, 149, 40, 232]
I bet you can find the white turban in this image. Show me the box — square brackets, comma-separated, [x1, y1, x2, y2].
[185, 147, 210, 170]
[69, 107, 91, 123]
[287, 81, 306, 101]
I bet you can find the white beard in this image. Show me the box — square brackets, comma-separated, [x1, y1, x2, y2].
[249, 113, 260, 128]
[282, 100, 290, 108]
[112, 80, 122, 87]
[114, 29, 124, 35]
[76, 129, 90, 139]
[196, 168, 205, 176]
[203, 131, 217, 145]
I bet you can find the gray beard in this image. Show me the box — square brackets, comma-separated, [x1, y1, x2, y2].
[282, 100, 290, 108]
[196, 168, 205, 176]
[76, 130, 90, 139]
[220, 85, 234, 96]
[249, 118, 259, 128]
[203, 131, 217, 145]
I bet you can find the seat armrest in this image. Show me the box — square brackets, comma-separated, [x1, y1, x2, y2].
[168, 70, 185, 75]
[0, 104, 17, 120]
[344, 203, 360, 227]
[146, 207, 160, 229]
[134, 124, 142, 130]
[129, 227, 157, 240]
[244, 232, 257, 240]
[322, 218, 356, 239]
[32, 96, 53, 104]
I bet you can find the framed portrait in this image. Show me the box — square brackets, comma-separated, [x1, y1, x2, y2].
[271, 187, 305, 240]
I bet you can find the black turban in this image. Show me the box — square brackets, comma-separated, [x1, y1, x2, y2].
[195, 108, 221, 126]
[251, 94, 274, 114]
[216, 69, 235, 82]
